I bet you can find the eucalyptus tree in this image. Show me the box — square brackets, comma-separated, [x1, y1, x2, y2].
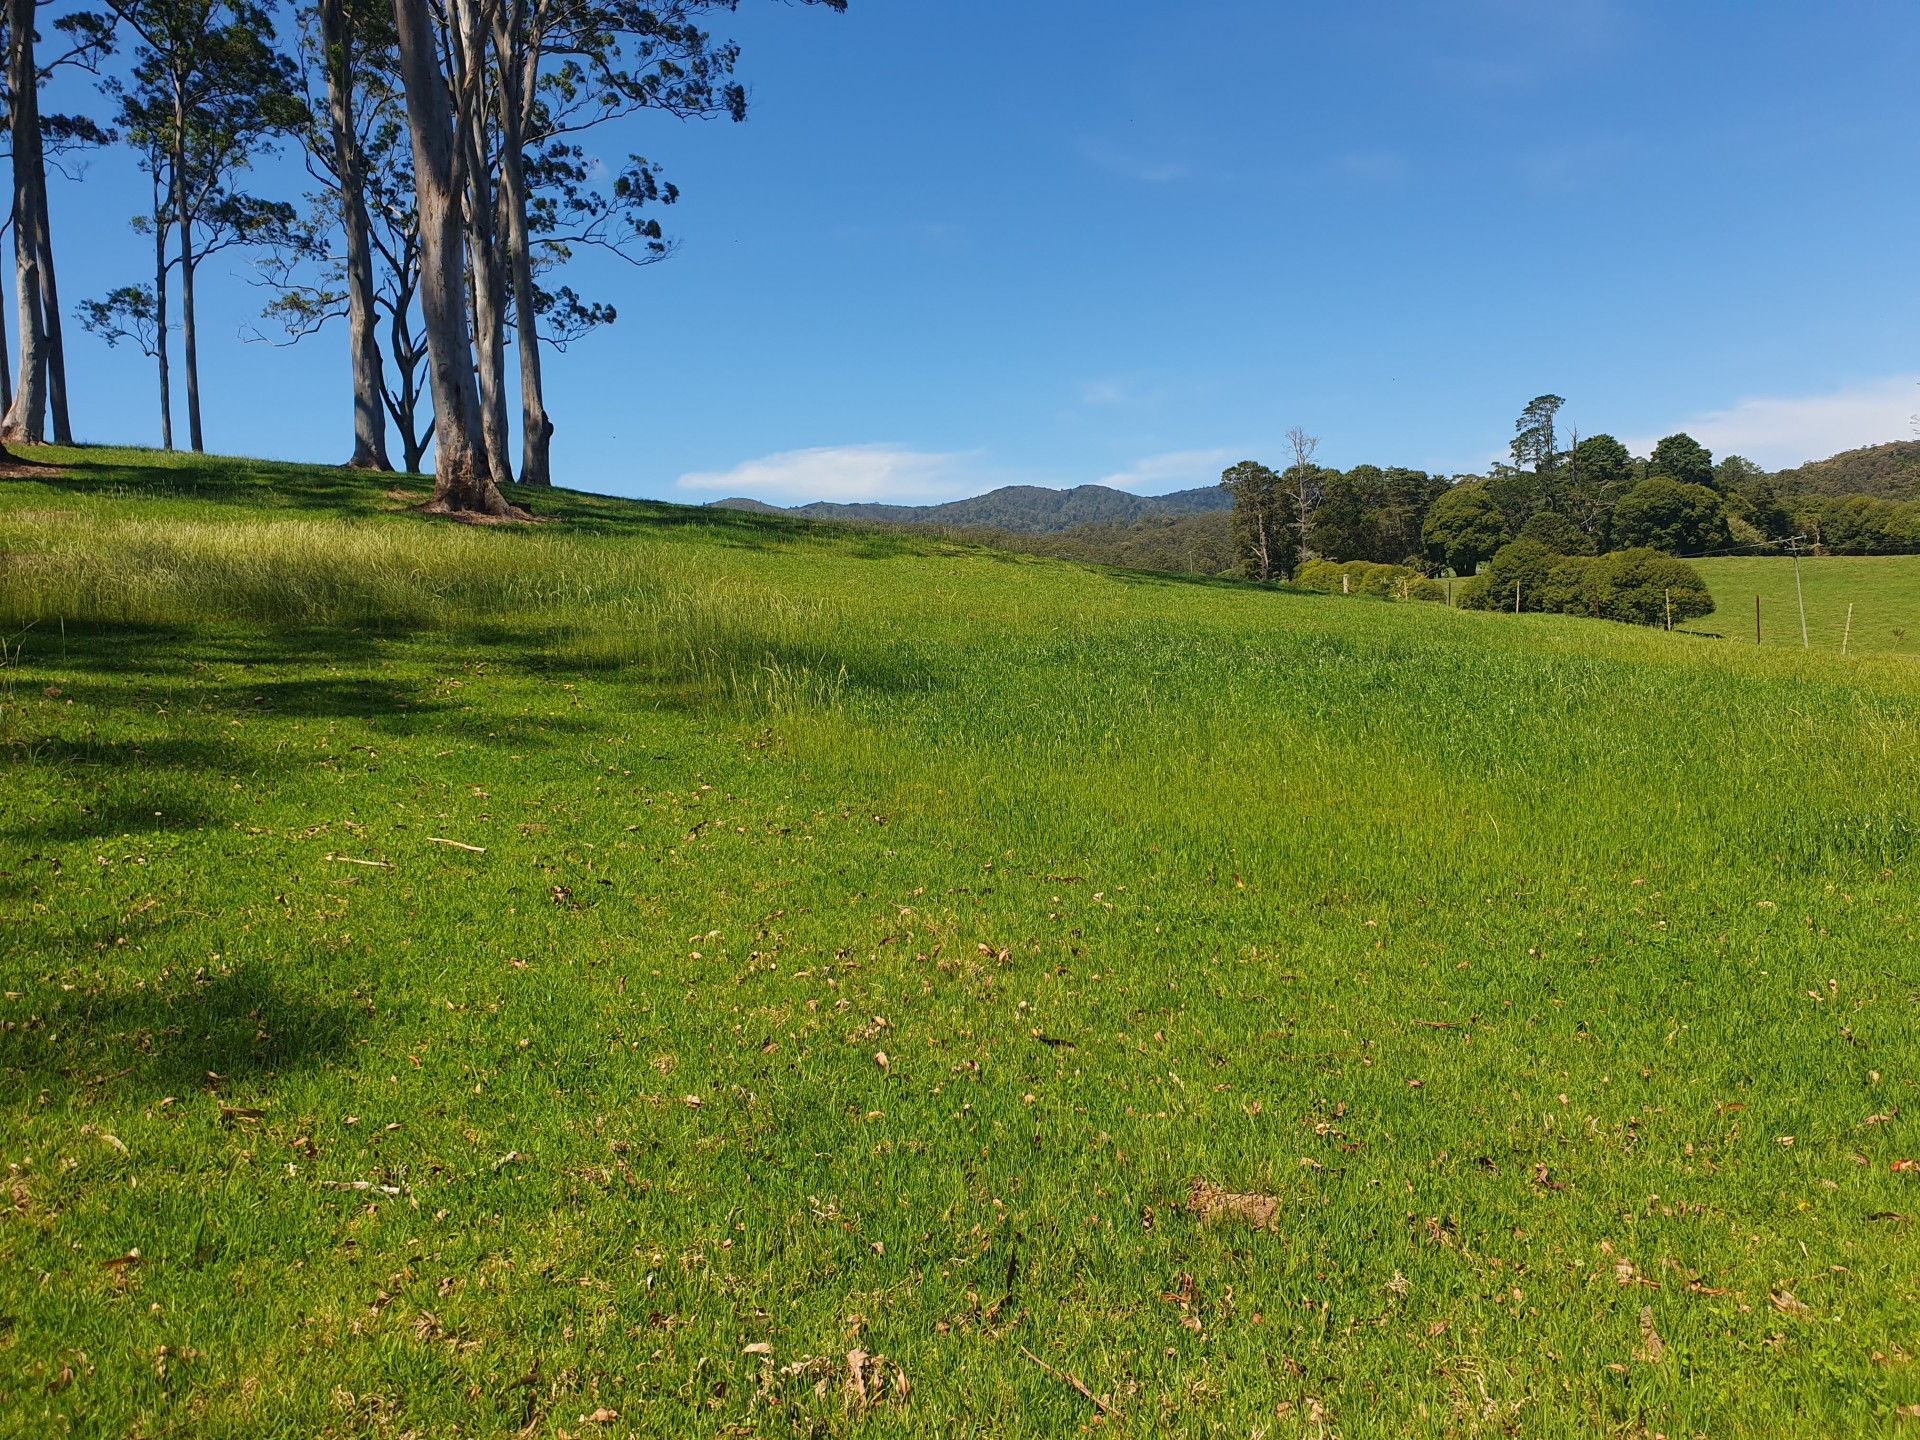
[2, 2, 112, 444]
[256, 0, 404, 468]
[474, 0, 846, 487]
[310, 0, 388, 466]
[391, 0, 507, 512]
[101, 0, 306, 451]
[1, 0, 49, 445]
[390, 0, 844, 511]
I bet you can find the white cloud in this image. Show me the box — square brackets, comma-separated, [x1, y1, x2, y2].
[1627, 376, 1920, 470]
[675, 445, 977, 506]
[1094, 448, 1246, 495]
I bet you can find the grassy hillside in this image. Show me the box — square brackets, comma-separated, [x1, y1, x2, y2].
[1684, 555, 1920, 655]
[6, 449, 1920, 1437]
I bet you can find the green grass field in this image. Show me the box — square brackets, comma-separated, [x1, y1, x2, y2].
[5, 448, 1920, 1437]
[1685, 555, 1920, 656]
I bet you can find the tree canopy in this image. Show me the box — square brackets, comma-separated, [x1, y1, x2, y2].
[1649, 432, 1715, 489]
[1421, 484, 1510, 577]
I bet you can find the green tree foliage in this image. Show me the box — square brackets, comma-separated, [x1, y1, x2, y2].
[1219, 460, 1294, 580]
[1481, 467, 1541, 535]
[1307, 471, 1378, 564]
[1511, 394, 1564, 473]
[75, 284, 163, 358]
[1715, 455, 1766, 493]
[1461, 544, 1714, 627]
[1562, 433, 1633, 543]
[1519, 509, 1593, 555]
[1421, 483, 1510, 577]
[1328, 464, 1447, 563]
[1537, 549, 1715, 626]
[1457, 538, 1559, 611]
[1612, 477, 1731, 554]
[1795, 495, 1920, 554]
[1649, 432, 1715, 488]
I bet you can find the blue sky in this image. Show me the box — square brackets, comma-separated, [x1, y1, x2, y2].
[45, 0, 1920, 504]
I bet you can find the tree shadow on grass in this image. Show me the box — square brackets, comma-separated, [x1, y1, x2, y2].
[3, 735, 234, 774]
[0, 965, 358, 1104]
[5, 783, 231, 845]
[16, 447, 858, 555]
[12, 592, 937, 744]
[8, 621, 392, 681]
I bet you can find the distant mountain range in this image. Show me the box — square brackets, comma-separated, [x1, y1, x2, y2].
[707, 482, 1233, 534]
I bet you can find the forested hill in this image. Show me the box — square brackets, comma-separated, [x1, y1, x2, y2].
[1770, 440, 1920, 502]
[707, 482, 1233, 534]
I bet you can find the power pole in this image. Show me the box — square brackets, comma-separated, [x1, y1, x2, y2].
[1786, 536, 1809, 648]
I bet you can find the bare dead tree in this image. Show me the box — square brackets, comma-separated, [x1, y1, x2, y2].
[1285, 425, 1323, 567]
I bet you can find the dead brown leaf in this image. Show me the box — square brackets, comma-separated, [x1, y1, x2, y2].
[1770, 1289, 1811, 1317]
[1160, 1271, 1203, 1332]
[842, 1349, 908, 1413]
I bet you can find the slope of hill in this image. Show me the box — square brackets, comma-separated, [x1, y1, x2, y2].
[710, 480, 1232, 533]
[942, 507, 1238, 574]
[1769, 439, 1920, 501]
[5, 447, 1920, 1436]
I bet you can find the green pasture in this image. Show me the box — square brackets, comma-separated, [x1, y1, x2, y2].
[4, 449, 1920, 1437]
[1685, 555, 1920, 655]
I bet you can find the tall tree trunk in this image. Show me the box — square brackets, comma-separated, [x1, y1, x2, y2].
[391, 0, 509, 516]
[2, 0, 47, 448]
[468, 216, 512, 486]
[491, 0, 550, 486]
[174, 130, 204, 452]
[383, 299, 430, 475]
[319, 0, 391, 470]
[152, 172, 174, 450]
[37, 165, 70, 444]
[451, 0, 510, 485]
[379, 249, 431, 473]
[0, 230, 12, 416]
[448, 0, 511, 487]
[504, 201, 551, 485]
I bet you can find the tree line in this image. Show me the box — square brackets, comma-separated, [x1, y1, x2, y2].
[1222, 395, 1920, 622]
[1, 0, 845, 513]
